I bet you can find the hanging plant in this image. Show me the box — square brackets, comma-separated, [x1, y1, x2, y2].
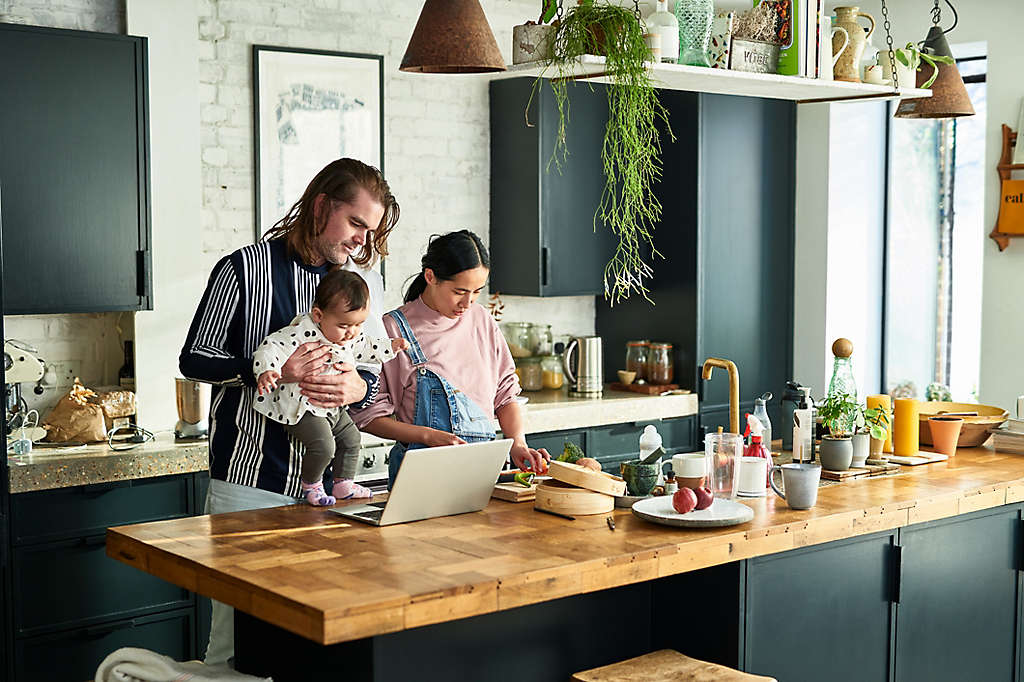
[531, 0, 673, 305]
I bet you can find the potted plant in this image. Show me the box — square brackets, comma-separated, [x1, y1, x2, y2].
[513, 0, 559, 65]
[863, 403, 891, 460]
[532, 0, 673, 305]
[880, 41, 954, 89]
[817, 392, 858, 471]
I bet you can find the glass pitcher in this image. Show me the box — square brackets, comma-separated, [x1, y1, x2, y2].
[705, 432, 743, 499]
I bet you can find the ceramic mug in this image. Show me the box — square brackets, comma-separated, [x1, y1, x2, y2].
[769, 463, 821, 510]
[671, 453, 707, 489]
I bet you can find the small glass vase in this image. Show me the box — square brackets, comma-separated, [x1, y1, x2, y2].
[675, 0, 713, 67]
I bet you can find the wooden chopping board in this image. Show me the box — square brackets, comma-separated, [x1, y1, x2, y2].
[492, 476, 551, 502]
[821, 461, 901, 481]
[548, 460, 627, 497]
[888, 451, 949, 466]
[610, 382, 687, 395]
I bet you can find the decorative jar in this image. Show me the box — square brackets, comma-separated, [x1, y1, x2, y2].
[675, 0, 714, 67]
[646, 342, 674, 385]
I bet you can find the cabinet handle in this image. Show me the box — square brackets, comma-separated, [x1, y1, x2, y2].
[1018, 518, 1024, 572]
[891, 543, 904, 604]
[80, 535, 108, 548]
[136, 249, 151, 298]
[77, 482, 122, 496]
[541, 246, 549, 287]
[82, 619, 135, 639]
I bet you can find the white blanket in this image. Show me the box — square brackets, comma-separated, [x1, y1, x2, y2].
[94, 647, 272, 682]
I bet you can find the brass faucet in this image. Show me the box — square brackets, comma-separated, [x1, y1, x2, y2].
[701, 358, 740, 434]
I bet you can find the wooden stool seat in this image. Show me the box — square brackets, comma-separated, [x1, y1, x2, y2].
[571, 649, 778, 682]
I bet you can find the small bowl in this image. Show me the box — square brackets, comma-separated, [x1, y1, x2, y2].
[617, 370, 637, 385]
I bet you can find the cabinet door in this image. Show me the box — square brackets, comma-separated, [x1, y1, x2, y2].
[526, 429, 585, 462]
[0, 24, 150, 314]
[589, 417, 696, 469]
[745, 532, 896, 681]
[895, 507, 1020, 682]
[489, 78, 613, 296]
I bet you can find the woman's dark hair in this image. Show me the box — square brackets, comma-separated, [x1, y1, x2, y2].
[314, 270, 369, 313]
[262, 158, 400, 269]
[404, 230, 490, 303]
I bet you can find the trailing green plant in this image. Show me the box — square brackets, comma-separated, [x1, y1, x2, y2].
[818, 392, 859, 438]
[532, 1, 673, 304]
[893, 42, 955, 89]
[861, 404, 891, 441]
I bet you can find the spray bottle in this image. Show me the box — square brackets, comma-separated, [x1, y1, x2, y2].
[744, 413, 772, 488]
[793, 387, 816, 463]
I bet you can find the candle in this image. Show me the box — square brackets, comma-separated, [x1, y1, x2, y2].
[893, 398, 920, 456]
[866, 394, 893, 453]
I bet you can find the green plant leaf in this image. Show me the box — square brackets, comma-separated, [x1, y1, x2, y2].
[895, 51, 909, 67]
[540, 0, 557, 24]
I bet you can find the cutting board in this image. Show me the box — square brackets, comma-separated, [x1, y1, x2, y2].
[548, 460, 627, 497]
[610, 382, 686, 395]
[821, 461, 901, 481]
[492, 476, 553, 502]
[888, 451, 949, 466]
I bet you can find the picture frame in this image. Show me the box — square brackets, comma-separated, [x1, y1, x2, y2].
[252, 45, 384, 245]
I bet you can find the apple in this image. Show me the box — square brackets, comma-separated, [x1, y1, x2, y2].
[672, 487, 697, 514]
[694, 485, 713, 510]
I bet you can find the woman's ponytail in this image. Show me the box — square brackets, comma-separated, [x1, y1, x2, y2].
[404, 272, 429, 303]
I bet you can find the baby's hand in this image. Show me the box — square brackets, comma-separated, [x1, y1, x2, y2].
[257, 370, 281, 395]
[391, 338, 410, 352]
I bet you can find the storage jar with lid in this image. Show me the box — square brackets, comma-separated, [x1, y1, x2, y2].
[647, 342, 674, 385]
[517, 357, 543, 391]
[540, 355, 564, 389]
[625, 340, 649, 382]
[527, 323, 553, 356]
[503, 322, 532, 358]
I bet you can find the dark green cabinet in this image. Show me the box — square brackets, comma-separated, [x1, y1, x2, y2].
[489, 78, 615, 296]
[895, 506, 1021, 682]
[744, 532, 896, 682]
[0, 24, 150, 314]
[524, 416, 697, 470]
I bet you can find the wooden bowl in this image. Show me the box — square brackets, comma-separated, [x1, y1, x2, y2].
[917, 401, 1008, 447]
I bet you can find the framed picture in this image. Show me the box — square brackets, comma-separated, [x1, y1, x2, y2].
[253, 45, 384, 243]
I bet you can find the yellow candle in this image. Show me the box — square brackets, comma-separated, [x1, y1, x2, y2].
[866, 394, 893, 453]
[893, 398, 920, 456]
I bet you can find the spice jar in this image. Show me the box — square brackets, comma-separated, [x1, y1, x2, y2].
[517, 357, 543, 391]
[541, 355, 564, 390]
[647, 342, 674, 385]
[625, 340, 649, 382]
[503, 322, 532, 358]
[527, 323, 553, 356]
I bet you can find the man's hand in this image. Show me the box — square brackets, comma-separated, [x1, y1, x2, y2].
[256, 370, 280, 396]
[280, 342, 332, 383]
[417, 427, 467, 448]
[300, 362, 368, 408]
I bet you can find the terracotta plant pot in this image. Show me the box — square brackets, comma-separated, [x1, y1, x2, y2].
[928, 416, 964, 456]
[869, 436, 886, 460]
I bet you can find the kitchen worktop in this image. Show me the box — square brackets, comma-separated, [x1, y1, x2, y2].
[108, 445, 1024, 647]
[8, 387, 695, 493]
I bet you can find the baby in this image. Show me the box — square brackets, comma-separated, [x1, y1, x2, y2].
[253, 269, 407, 505]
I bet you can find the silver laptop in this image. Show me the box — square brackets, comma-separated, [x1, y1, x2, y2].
[330, 438, 513, 526]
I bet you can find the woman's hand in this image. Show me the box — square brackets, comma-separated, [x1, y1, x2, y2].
[300, 362, 368, 408]
[417, 427, 467, 448]
[510, 441, 551, 475]
[281, 342, 331, 383]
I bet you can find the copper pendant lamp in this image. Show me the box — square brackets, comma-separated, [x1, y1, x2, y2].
[895, 2, 974, 119]
[400, 0, 506, 74]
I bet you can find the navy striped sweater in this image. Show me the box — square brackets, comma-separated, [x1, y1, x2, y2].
[179, 239, 378, 496]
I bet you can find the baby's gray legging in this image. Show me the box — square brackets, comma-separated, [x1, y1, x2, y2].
[285, 410, 362, 482]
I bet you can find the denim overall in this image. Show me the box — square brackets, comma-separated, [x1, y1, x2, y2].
[386, 309, 496, 488]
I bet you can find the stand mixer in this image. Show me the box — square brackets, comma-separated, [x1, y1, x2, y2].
[4, 340, 45, 436]
[175, 378, 210, 440]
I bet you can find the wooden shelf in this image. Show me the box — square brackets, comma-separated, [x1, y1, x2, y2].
[497, 55, 933, 104]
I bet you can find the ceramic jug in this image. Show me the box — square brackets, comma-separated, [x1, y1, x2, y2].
[832, 6, 875, 82]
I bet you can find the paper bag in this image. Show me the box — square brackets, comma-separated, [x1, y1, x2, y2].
[43, 379, 107, 443]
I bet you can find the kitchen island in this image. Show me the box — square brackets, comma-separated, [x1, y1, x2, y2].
[107, 445, 1024, 682]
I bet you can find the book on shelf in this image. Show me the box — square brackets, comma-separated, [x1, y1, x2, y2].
[991, 427, 1024, 455]
[755, 0, 822, 77]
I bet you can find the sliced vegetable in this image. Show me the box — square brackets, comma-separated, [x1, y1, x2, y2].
[514, 471, 536, 487]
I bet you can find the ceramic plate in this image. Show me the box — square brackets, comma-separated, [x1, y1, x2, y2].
[614, 493, 653, 508]
[631, 496, 754, 528]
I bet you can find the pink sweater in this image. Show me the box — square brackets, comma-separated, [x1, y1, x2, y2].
[351, 298, 520, 428]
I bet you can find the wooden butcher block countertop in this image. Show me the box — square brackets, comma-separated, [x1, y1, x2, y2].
[107, 445, 1024, 646]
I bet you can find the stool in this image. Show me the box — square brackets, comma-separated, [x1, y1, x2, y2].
[571, 649, 777, 682]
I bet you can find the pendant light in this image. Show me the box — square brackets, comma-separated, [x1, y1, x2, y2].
[400, 0, 506, 74]
[894, 0, 974, 119]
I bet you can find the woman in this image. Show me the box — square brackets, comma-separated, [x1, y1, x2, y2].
[353, 230, 550, 484]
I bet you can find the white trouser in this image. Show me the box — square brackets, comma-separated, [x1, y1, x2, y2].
[203, 478, 297, 667]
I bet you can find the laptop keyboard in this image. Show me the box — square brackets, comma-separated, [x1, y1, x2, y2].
[353, 508, 385, 521]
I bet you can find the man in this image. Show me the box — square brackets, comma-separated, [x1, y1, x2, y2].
[179, 158, 399, 666]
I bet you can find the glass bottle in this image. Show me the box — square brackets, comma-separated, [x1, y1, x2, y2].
[647, 0, 679, 63]
[752, 393, 772, 452]
[502, 322, 532, 358]
[647, 342, 674, 385]
[527, 323, 553, 356]
[675, 0, 713, 67]
[518, 357, 543, 391]
[625, 340, 649, 382]
[541, 355, 564, 390]
[118, 340, 135, 392]
[827, 337, 858, 402]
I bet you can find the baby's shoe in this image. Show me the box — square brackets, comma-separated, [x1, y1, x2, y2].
[301, 480, 336, 506]
[333, 478, 373, 500]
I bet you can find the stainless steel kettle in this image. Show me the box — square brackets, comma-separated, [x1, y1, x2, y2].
[562, 336, 603, 396]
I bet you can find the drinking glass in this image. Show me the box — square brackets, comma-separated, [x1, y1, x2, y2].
[705, 432, 743, 499]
